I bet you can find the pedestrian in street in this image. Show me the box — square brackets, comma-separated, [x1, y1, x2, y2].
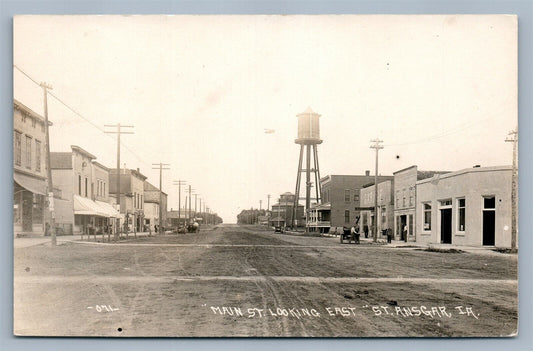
[355, 224, 361, 244]
[363, 225, 369, 239]
[350, 225, 356, 243]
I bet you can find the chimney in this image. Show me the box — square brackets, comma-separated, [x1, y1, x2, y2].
[365, 170, 370, 176]
[473, 165, 481, 168]
[137, 168, 140, 172]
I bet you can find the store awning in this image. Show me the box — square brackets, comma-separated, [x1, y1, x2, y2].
[74, 195, 107, 217]
[95, 200, 120, 218]
[14, 172, 47, 196]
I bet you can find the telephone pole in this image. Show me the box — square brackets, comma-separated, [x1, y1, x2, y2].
[194, 193, 200, 219]
[173, 180, 186, 228]
[40, 82, 56, 246]
[104, 123, 134, 241]
[370, 138, 384, 242]
[505, 129, 518, 250]
[152, 163, 170, 234]
[267, 194, 271, 216]
[187, 185, 195, 222]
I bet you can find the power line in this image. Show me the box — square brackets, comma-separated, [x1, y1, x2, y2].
[14, 64, 150, 169]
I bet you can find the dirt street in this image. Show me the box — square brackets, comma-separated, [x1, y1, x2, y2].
[14, 224, 517, 337]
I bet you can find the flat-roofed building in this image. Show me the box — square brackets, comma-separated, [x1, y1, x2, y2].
[416, 165, 513, 248]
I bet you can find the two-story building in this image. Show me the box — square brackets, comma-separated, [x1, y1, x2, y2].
[143, 180, 168, 231]
[13, 100, 49, 236]
[393, 166, 448, 242]
[109, 168, 147, 232]
[269, 192, 305, 228]
[307, 173, 393, 233]
[359, 180, 394, 239]
[50, 146, 118, 235]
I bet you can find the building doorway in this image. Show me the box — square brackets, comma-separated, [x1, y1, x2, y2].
[440, 209, 452, 244]
[483, 196, 496, 246]
[400, 215, 407, 242]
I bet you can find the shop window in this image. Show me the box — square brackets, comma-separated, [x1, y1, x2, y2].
[35, 140, 41, 172]
[423, 203, 431, 230]
[14, 131, 22, 166]
[25, 135, 32, 169]
[408, 215, 413, 235]
[457, 198, 466, 231]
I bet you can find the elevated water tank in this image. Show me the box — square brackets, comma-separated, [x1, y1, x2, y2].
[295, 107, 322, 145]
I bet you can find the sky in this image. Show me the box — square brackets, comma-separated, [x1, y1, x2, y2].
[13, 15, 517, 223]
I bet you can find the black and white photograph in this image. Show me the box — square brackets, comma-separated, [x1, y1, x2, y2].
[13, 14, 518, 337]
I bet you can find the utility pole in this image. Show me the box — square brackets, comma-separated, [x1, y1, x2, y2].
[152, 163, 170, 234]
[188, 185, 195, 223]
[505, 129, 518, 250]
[370, 138, 384, 243]
[40, 82, 56, 246]
[194, 193, 199, 219]
[173, 180, 186, 228]
[185, 196, 188, 222]
[104, 123, 134, 241]
[267, 194, 271, 216]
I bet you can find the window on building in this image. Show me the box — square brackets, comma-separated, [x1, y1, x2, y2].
[35, 140, 41, 172]
[140, 195, 143, 209]
[402, 197, 406, 207]
[31, 119, 36, 128]
[85, 177, 88, 197]
[458, 198, 466, 231]
[484, 197, 495, 209]
[78, 175, 82, 195]
[25, 135, 32, 169]
[103, 182, 106, 197]
[381, 208, 387, 224]
[353, 194, 359, 202]
[409, 196, 413, 206]
[344, 210, 350, 223]
[344, 190, 350, 202]
[14, 131, 22, 166]
[408, 214, 413, 235]
[423, 203, 431, 230]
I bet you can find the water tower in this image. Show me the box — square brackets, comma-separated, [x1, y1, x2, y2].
[292, 107, 322, 228]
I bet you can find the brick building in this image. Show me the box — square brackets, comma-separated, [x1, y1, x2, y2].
[307, 173, 393, 232]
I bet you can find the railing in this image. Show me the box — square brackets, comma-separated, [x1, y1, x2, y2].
[306, 221, 331, 227]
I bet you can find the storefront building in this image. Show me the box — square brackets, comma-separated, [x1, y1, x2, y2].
[13, 100, 49, 236]
[416, 166, 513, 248]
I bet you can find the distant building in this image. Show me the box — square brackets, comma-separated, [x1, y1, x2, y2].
[416, 166, 513, 248]
[13, 100, 49, 236]
[109, 168, 147, 233]
[143, 180, 168, 230]
[307, 173, 393, 232]
[269, 192, 305, 227]
[359, 180, 394, 239]
[393, 166, 448, 242]
[50, 146, 118, 235]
